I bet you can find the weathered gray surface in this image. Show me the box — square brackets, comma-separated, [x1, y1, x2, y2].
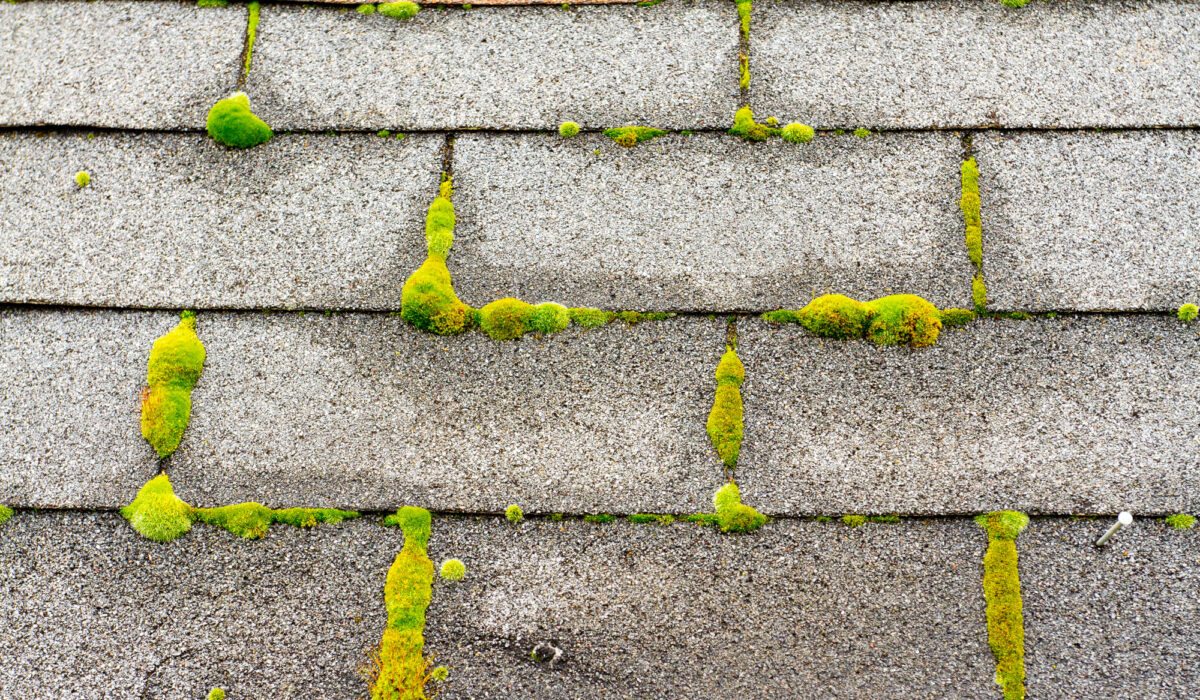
[752, 0, 1200, 129]
[452, 132, 973, 311]
[736, 316, 1200, 515]
[0, 1, 245, 129]
[168, 313, 726, 513]
[0, 132, 443, 309]
[247, 2, 739, 130]
[0, 309, 162, 509]
[974, 130, 1200, 311]
[0, 512, 994, 699]
[1021, 518, 1200, 699]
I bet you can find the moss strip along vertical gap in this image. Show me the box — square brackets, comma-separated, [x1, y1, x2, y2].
[372, 507, 436, 699]
[708, 318, 744, 470]
[960, 133, 987, 313]
[736, 0, 752, 95]
[241, 1, 261, 82]
[976, 511, 1029, 700]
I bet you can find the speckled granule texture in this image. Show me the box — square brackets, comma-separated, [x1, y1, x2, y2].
[0, 512, 994, 699]
[0, 1, 245, 129]
[451, 132, 973, 311]
[246, 1, 740, 130]
[751, 0, 1200, 129]
[1020, 518, 1200, 699]
[974, 130, 1200, 312]
[166, 313, 726, 513]
[736, 316, 1200, 516]
[0, 308, 163, 508]
[0, 512, 403, 699]
[0, 132, 443, 310]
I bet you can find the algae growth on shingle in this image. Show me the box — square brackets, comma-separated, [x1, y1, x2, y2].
[976, 511, 1029, 700]
[141, 311, 205, 459]
[706, 347, 745, 469]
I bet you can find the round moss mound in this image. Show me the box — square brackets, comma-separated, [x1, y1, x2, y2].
[781, 123, 815, 144]
[864, 294, 943, 347]
[440, 559, 466, 581]
[528, 303, 570, 335]
[379, 1, 419, 19]
[479, 298, 536, 340]
[1179, 303, 1198, 322]
[797, 294, 873, 339]
[206, 93, 273, 149]
[559, 122, 580, 138]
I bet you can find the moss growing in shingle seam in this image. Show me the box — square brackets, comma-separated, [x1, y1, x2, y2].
[711, 482, 766, 533]
[379, 1, 420, 19]
[359, 4, 377, 13]
[961, 158, 983, 269]
[121, 474, 196, 542]
[853, 128, 871, 138]
[401, 179, 477, 335]
[559, 121, 580, 138]
[939, 308, 976, 327]
[730, 105, 813, 146]
[0, 505, 13, 527]
[706, 347, 744, 469]
[1179, 303, 1198, 322]
[628, 513, 675, 524]
[195, 503, 359, 539]
[739, 54, 750, 91]
[736, 0, 751, 37]
[841, 514, 866, 527]
[505, 505, 523, 524]
[976, 511, 1029, 700]
[604, 126, 667, 148]
[198, 0, 228, 6]
[372, 506, 438, 700]
[243, 2, 261, 77]
[764, 293, 945, 347]
[584, 514, 616, 524]
[999, 0, 1033, 7]
[206, 92, 273, 149]
[780, 122, 815, 144]
[141, 311, 205, 458]
[1165, 513, 1196, 530]
[973, 275, 988, 314]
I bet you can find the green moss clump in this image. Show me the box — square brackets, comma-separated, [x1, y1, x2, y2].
[628, 513, 675, 524]
[505, 505, 523, 524]
[961, 158, 983, 269]
[603, 126, 667, 147]
[379, 1, 420, 19]
[712, 482, 766, 533]
[120, 474, 196, 542]
[1000, 0, 1032, 7]
[976, 511, 1028, 700]
[569, 308, 615, 328]
[841, 515, 866, 527]
[528, 303, 571, 334]
[853, 128, 871, 138]
[440, 559, 466, 581]
[939, 308, 976, 327]
[739, 54, 750, 91]
[195, 503, 359, 539]
[141, 311, 205, 458]
[1165, 513, 1196, 530]
[1178, 303, 1198, 322]
[793, 294, 873, 339]
[780, 123, 815, 144]
[0, 505, 13, 527]
[198, 0, 228, 6]
[208, 689, 225, 700]
[761, 309, 803, 323]
[973, 275, 988, 313]
[358, 3, 377, 12]
[401, 180, 476, 335]
[371, 506, 435, 700]
[584, 514, 615, 524]
[559, 122, 580, 138]
[478, 298, 535, 340]
[864, 294, 942, 347]
[706, 347, 745, 469]
[75, 171, 90, 187]
[736, 0, 751, 37]
[206, 92, 273, 149]
[729, 106, 776, 141]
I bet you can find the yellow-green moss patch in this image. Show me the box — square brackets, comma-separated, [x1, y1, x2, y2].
[75, 171, 90, 187]
[712, 482, 766, 533]
[243, 2, 261, 77]
[764, 293, 946, 347]
[736, 0, 751, 37]
[120, 474, 196, 542]
[440, 559, 466, 581]
[401, 179, 477, 335]
[141, 311, 205, 458]
[706, 347, 745, 469]
[0, 505, 14, 527]
[961, 158, 983, 269]
[603, 126, 667, 147]
[206, 92, 272, 149]
[976, 511, 1029, 700]
[628, 513, 675, 525]
[739, 54, 750, 90]
[207, 689, 225, 700]
[558, 121, 580, 138]
[1178, 303, 1198, 322]
[1165, 513, 1196, 530]
[196, 503, 359, 539]
[939, 308, 976, 327]
[505, 505, 523, 524]
[379, 1, 420, 19]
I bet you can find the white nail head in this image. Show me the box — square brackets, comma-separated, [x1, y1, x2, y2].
[1118, 511, 1133, 526]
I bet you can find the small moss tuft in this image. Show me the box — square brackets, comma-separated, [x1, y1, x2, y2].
[864, 294, 942, 347]
[120, 474, 196, 542]
[505, 504, 524, 524]
[841, 514, 866, 527]
[401, 181, 476, 336]
[739, 54, 750, 91]
[1178, 303, 1198, 322]
[729, 105, 775, 141]
[558, 122, 580, 138]
[736, 0, 751, 37]
[358, 3, 376, 12]
[1000, 0, 1032, 7]
[584, 514, 615, 524]
[430, 666, 449, 681]
[603, 126, 667, 147]
[568, 307, 615, 328]
[75, 171, 90, 187]
[711, 482, 766, 533]
[141, 311, 205, 458]
[792, 294, 874, 339]
[706, 347, 745, 469]
[976, 511, 1028, 700]
[628, 513, 675, 524]
[1165, 513, 1196, 530]
[939, 308, 976, 327]
[853, 128, 871, 138]
[206, 92, 273, 149]
[440, 559, 466, 581]
[0, 505, 13, 527]
[208, 689, 225, 700]
[528, 303, 571, 335]
[379, 1, 420, 19]
[973, 275, 988, 313]
[780, 123, 815, 144]
[478, 298, 535, 340]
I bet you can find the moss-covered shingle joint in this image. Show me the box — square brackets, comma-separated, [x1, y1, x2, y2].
[706, 347, 744, 469]
[764, 293, 950, 347]
[976, 511, 1029, 700]
[141, 311, 205, 459]
[206, 93, 272, 149]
